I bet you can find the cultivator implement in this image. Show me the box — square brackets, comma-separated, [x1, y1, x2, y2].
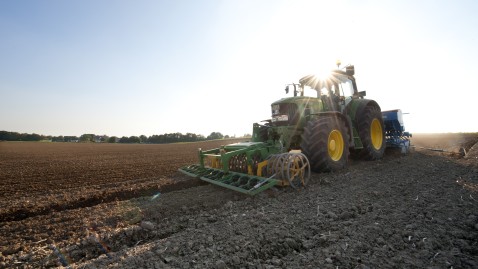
[179, 142, 311, 195]
[179, 164, 280, 195]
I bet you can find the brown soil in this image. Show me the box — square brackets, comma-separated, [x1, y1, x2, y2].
[0, 139, 245, 222]
[411, 133, 478, 153]
[0, 134, 477, 268]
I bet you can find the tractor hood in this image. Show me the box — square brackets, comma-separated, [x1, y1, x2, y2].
[271, 96, 315, 106]
[269, 96, 324, 127]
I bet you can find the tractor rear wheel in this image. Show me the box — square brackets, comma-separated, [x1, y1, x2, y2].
[301, 117, 350, 172]
[357, 106, 386, 160]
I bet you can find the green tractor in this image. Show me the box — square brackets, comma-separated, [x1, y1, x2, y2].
[179, 65, 385, 195]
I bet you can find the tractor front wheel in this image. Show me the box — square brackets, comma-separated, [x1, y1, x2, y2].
[301, 117, 350, 172]
[357, 106, 386, 160]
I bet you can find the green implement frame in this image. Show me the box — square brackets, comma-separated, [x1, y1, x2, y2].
[179, 164, 280, 195]
[178, 141, 311, 195]
[178, 141, 281, 195]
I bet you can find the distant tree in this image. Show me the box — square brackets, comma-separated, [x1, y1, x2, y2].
[0, 131, 19, 141]
[117, 136, 140, 143]
[119, 136, 129, 143]
[147, 135, 159, 143]
[107, 136, 117, 143]
[64, 136, 79, 142]
[128, 136, 141, 143]
[23, 133, 42, 141]
[182, 133, 192, 142]
[100, 135, 109, 142]
[207, 132, 224, 140]
[80, 134, 95, 142]
[145, 132, 206, 144]
[52, 136, 64, 142]
[224, 135, 230, 139]
[139, 135, 148, 143]
[0, 131, 69, 141]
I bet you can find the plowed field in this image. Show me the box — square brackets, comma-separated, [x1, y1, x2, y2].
[0, 140, 247, 223]
[0, 134, 477, 268]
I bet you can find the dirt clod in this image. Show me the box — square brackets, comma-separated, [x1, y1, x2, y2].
[140, 221, 155, 230]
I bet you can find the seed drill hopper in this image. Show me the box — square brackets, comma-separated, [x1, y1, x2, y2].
[382, 109, 412, 153]
[180, 64, 409, 195]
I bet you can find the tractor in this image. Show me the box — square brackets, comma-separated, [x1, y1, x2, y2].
[179, 64, 406, 195]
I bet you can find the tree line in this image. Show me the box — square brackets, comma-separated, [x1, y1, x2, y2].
[0, 130, 232, 144]
[0, 131, 50, 141]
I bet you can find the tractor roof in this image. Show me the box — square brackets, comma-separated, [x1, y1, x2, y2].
[299, 70, 354, 92]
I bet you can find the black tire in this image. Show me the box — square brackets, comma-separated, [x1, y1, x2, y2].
[301, 117, 350, 172]
[357, 106, 386, 160]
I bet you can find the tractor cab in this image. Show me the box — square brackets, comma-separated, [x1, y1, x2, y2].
[272, 65, 362, 128]
[296, 65, 363, 113]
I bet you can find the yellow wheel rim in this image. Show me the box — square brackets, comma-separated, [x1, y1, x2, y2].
[370, 118, 383, 150]
[328, 129, 344, 161]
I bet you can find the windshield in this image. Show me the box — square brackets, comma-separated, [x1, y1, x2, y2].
[338, 79, 354, 97]
[298, 73, 355, 98]
[302, 78, 354, 98]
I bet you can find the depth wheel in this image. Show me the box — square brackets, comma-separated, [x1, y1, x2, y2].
[357, 106, 386, 160]
[285, 153, 311, 189]
[301, 117, 350, 172]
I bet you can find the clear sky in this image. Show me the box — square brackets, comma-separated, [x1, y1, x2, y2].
[1, 0, 477, 137]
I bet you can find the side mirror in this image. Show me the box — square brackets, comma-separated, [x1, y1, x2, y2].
[358, 90, 366, 98]
[346, 65, 355, 76]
